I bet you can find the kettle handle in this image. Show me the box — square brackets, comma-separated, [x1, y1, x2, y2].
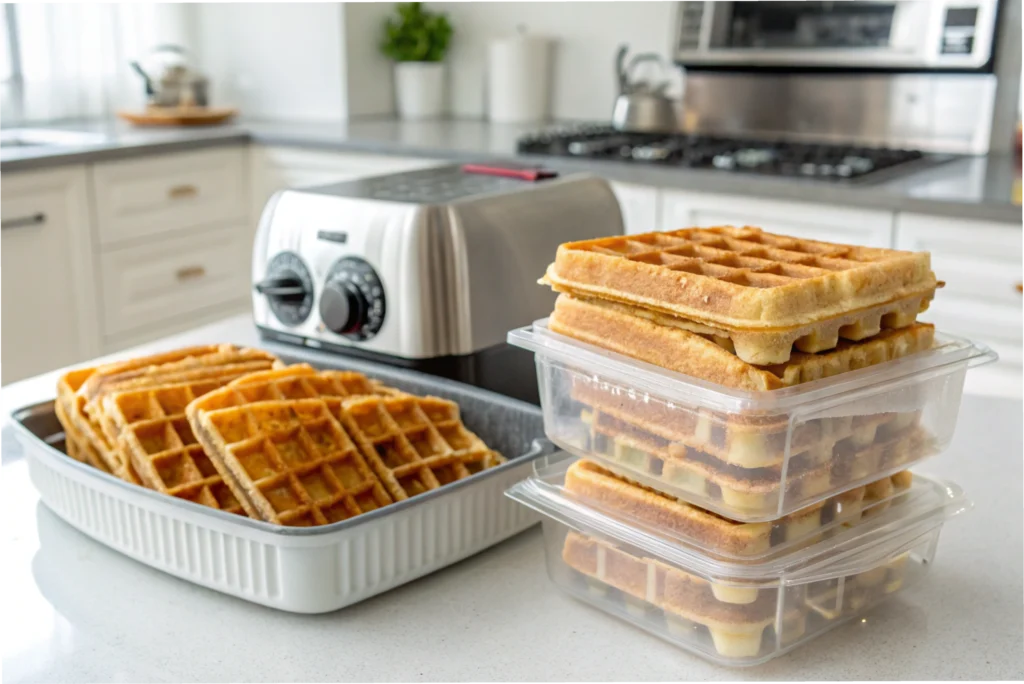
[129, 61, 154, 97]
[615, 44, 629, 95]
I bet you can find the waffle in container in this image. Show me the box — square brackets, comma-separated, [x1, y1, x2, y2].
[508, 319, 995, 522]
[506, 456, 970, 666]
[7, 352, 551, 613]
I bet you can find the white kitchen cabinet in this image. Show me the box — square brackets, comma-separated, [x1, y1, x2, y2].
[90, 147, 248, 246]
[1, 166, 100, 384]
[659, 189, 895, 247]
[610, 182, 659, 235]
[249, 146, 445, 223]
[895, 213, 1022, 398]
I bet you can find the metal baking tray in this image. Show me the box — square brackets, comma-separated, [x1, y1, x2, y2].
[8, 349, 551, 613]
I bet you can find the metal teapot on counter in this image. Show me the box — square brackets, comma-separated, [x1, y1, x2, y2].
[611, 45, 681, 134]
[130, 45, 209, 108]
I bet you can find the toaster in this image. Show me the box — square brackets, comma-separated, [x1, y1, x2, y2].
[252, 164, 624, 403]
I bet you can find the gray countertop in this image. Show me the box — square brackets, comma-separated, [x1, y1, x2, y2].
[2, 118, 1021, 224]
[2, 313, 1022, 682]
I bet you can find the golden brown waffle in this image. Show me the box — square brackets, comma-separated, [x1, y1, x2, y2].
[57, 366, 141, 482]
[81, 346, 279, 419]
[54, 396, 112, 474]
[581, 407, 927, 516]
[100, 377, 274, 516]
[339, 394, 505, 502]
[571, 374, 923, 470]
[564, 460, 911, 558]
[543, 226, 938, 364]
[550, 294, 936, 391]
[188, 397, 397, 525]
[562, 532, 809, 658]
[186, 365, 399, 416]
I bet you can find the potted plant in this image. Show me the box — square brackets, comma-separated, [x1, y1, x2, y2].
[381, 2, 453, 119]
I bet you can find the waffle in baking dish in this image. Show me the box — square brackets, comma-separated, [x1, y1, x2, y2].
[542, 226, 938, 365]
[186, 385, 504, 525]
[549, 293, 936, 391]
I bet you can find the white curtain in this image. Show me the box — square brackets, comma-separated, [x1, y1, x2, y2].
[2, 3, 194, 125]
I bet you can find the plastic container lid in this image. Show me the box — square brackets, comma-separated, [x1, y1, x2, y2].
[508, 319, 997, 415]
[507, 455, 971, 584]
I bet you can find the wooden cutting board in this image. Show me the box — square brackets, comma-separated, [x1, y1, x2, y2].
[117, 107, 238, 127]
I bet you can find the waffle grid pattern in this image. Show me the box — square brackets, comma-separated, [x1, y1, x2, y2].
[198, 398, 394, 525]
[340, 395, 504, 501]
[106, 380, 248, 515]
[581, 228, 892, 288]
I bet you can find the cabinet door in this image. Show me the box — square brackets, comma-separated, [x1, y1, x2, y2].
[896, 213, 1022, 398]
[91, 147, 248, 246]
[610, 182, 659, 235]
[659, 190, 895, 247]
[250, 146, 445, 222]
[1, 167, 98, 383]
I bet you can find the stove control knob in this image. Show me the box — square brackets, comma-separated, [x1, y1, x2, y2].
[320, 257, 386, 340]
[256, 252, 313, 327]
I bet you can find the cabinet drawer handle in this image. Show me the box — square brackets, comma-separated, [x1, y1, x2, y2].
[1, 212, 46, 230]
[1017, 282, 1022, 294]
[168, 184, 199, 199]
[176, 265, 206, 281]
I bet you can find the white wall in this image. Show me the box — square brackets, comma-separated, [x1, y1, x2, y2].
[427, 1, 679, 120]
[190, 1, 679, 122]
[194, 3, 348, 121]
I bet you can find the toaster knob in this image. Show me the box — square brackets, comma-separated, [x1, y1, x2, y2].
[257, 252, 314, 327]
[321, 257, 386, 340]
[319, 282, 367, 335]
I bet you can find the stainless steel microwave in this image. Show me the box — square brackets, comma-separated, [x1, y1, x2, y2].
[675, 0, 1000, 71]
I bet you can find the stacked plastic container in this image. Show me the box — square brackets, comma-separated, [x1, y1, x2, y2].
[505, 227, 995, 666]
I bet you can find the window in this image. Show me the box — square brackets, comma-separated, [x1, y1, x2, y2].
[1, 7, 13, 83]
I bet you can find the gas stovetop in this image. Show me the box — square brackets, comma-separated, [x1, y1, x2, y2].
[517, 126, 933, 181]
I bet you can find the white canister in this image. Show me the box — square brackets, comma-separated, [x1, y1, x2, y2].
[487, 33, 552, 124]
[395, 62, 446, 119]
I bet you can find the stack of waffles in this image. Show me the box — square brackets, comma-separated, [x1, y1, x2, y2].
[523, 225, 960, 658]
[55, 348, 504, 526]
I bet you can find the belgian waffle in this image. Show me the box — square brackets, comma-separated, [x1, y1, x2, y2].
[188, 396, 397, 524]
[56, 366, 141, 482]
[550, 294, 936, 391]
[564, 460, 911, 559]
[100, 377, 276, 515]
[82, 346, 279, 419]
[185, 365, 400, 416]
[581, 407, 928, 515]
[572, 378, 923, 470]
[543, 226, 938, 364]
[338, 394, 505, 502]
[562, 532, 808, 658]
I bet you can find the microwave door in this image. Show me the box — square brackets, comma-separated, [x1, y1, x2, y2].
[674, 0, 998, 71]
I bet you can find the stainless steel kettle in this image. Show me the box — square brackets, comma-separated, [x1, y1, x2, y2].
[130, 45, 209, 108]
[611, 45, 680, 134]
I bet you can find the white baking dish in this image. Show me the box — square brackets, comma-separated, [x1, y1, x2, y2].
[8, 356, 551, 613]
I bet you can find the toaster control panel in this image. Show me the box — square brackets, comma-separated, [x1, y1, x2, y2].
[255, 251, 314, 327]
[319, 256, 386, 340]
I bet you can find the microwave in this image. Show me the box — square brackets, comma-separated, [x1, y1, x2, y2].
[675, 0, 1000, 71]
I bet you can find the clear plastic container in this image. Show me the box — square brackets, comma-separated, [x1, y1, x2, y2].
[509, 319, 995, 522]
[506, 456, 971, 666]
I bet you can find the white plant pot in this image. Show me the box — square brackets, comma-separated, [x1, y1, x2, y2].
[394, 62, 445, 119]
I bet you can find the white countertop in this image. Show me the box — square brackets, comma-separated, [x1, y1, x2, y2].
[2, 314, 1022, 681]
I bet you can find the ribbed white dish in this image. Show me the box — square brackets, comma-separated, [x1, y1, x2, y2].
[10, 356, 550, 613]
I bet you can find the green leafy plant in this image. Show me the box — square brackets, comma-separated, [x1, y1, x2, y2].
[381, 2, 453, 62]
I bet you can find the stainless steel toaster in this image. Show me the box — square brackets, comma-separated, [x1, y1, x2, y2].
[252, 164, 624, 402]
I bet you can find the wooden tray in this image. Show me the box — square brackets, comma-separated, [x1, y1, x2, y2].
[117, 107, 238, 127]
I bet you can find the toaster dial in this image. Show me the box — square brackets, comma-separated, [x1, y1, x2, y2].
[319, 257, 385, 340]
[256, 252, 314, 327]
